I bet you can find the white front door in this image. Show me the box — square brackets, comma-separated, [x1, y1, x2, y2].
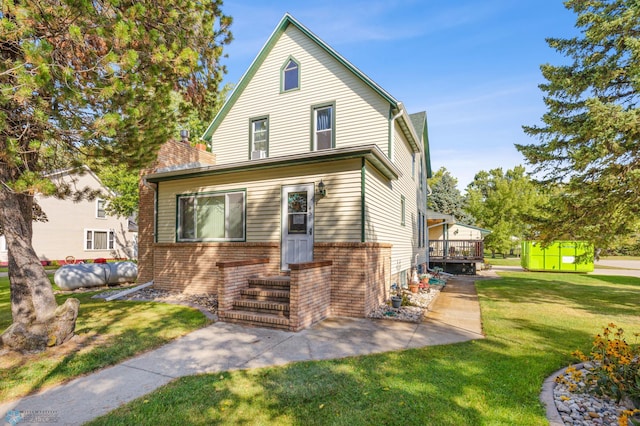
[281, 184, 314, 270]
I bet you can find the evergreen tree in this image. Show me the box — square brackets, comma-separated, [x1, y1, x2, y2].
[0, 1, 232, 351]
[516, 0, 640, 248]
[428, 167, 474, 224]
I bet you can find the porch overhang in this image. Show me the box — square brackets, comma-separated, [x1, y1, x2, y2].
[145, 144, 401, 183]
[426, 209, 456, 227]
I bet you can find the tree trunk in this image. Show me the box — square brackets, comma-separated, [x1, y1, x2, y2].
[0, 190, 79, 352]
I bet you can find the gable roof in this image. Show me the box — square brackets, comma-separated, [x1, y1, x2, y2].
[453, 223, 492, 235]
[409, 111, 433, 178]
[202, 13, 404, 143]
[45, 165, 115, 197]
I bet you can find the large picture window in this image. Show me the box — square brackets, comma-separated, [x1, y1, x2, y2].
[313, 104, 334, 150]
[86, 229, 115, 250]
[177, 191, 245, 242]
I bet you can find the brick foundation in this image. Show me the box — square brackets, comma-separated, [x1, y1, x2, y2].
[151, 242, 280, 294]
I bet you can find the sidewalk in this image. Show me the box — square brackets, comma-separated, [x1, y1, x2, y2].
[0, 278, 484, 425]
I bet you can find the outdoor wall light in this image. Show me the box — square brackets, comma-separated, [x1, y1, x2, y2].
[317, 180, 327, 198]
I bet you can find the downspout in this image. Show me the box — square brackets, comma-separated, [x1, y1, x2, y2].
[361, 158, 366, 243]
[388, 104, 404, 160]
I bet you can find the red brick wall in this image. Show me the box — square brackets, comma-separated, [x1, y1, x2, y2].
[289, 261, 332, 331]
[138, 139, 216, 284]
[151, 242, 280, 294]
[314, 242, 392, 318]
[217, 258, 271, 317]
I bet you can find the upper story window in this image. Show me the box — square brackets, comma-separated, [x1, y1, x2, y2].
[312, 103, 334, 150]
[96, 199, 106, 218]
[250, 116, 268, 159]
[177, 191, 245, 242]
[282, 58, 299, 92]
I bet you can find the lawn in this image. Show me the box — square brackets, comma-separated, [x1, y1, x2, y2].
[0, 276, 209, 402]
[484, 257, 522, 267]
[88, 272, 640, 426]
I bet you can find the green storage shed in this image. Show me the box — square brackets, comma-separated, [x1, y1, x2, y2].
[521, 241, 594, 272]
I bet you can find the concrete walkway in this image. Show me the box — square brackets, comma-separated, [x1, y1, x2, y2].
[0, 278, 484, 425]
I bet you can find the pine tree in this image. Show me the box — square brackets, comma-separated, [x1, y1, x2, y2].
[516, 0, 640, 247]
[0, 1, 232, 351]
[428, 167, 474, 224]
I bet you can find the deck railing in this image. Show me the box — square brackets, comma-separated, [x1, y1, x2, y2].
[428, 240, 484, 261]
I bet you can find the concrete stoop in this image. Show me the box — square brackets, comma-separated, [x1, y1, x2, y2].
[222, 276, 291, 330]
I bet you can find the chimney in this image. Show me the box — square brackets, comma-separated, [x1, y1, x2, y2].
[180, 129, 189, 144]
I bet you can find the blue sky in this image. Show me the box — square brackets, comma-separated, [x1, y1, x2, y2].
[218, 1, 578, 189]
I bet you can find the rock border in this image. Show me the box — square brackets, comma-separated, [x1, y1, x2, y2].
[541, 365, 568, 426]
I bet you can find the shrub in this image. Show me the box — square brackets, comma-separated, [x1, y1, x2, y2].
[573, 324, 640, 408]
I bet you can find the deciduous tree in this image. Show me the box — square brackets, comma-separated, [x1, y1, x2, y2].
[516, 0, 640, 248]
[0, 1, 232, 351]
[465, 166, 548, 256]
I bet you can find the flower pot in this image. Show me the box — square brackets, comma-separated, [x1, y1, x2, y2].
[391, 296, 402, 309]
[409, 284, 419, 293]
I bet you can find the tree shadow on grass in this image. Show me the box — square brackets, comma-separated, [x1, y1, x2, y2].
[478, 273, 640, 317]
[0, 291, 207, 402]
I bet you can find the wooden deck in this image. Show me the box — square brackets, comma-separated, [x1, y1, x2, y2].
[428, 240, 484, 262]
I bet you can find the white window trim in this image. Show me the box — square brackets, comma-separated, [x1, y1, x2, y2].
[177, 191, 246, 242]
[250, 116, 269, 158]
[85, 228, 115, 251]
[312, 104, 334, 151]
[96, 199, 107, 219]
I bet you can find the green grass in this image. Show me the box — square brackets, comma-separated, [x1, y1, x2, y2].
[0, 276, 209, 402]
[88, 272, 640, 426]
[484, 257, 522, 267]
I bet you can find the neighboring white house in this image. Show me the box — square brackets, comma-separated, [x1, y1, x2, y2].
[426, 209, 490, 274]
[0, 167, 137, 266]
[137, 14, 432, 330]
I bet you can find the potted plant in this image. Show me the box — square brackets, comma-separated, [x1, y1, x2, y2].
[390, 283, 403, 308]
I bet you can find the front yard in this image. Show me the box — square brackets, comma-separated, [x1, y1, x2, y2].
[0, 277, 209, 402]
[86, 272, 640, 425]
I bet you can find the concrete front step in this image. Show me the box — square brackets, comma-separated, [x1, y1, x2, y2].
[233, 299, 290, 317]
[241, 287, 290, 303]
[223, 310, 290, 330]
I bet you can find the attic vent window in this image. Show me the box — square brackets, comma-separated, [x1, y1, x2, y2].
[282, 58, 299, 91]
